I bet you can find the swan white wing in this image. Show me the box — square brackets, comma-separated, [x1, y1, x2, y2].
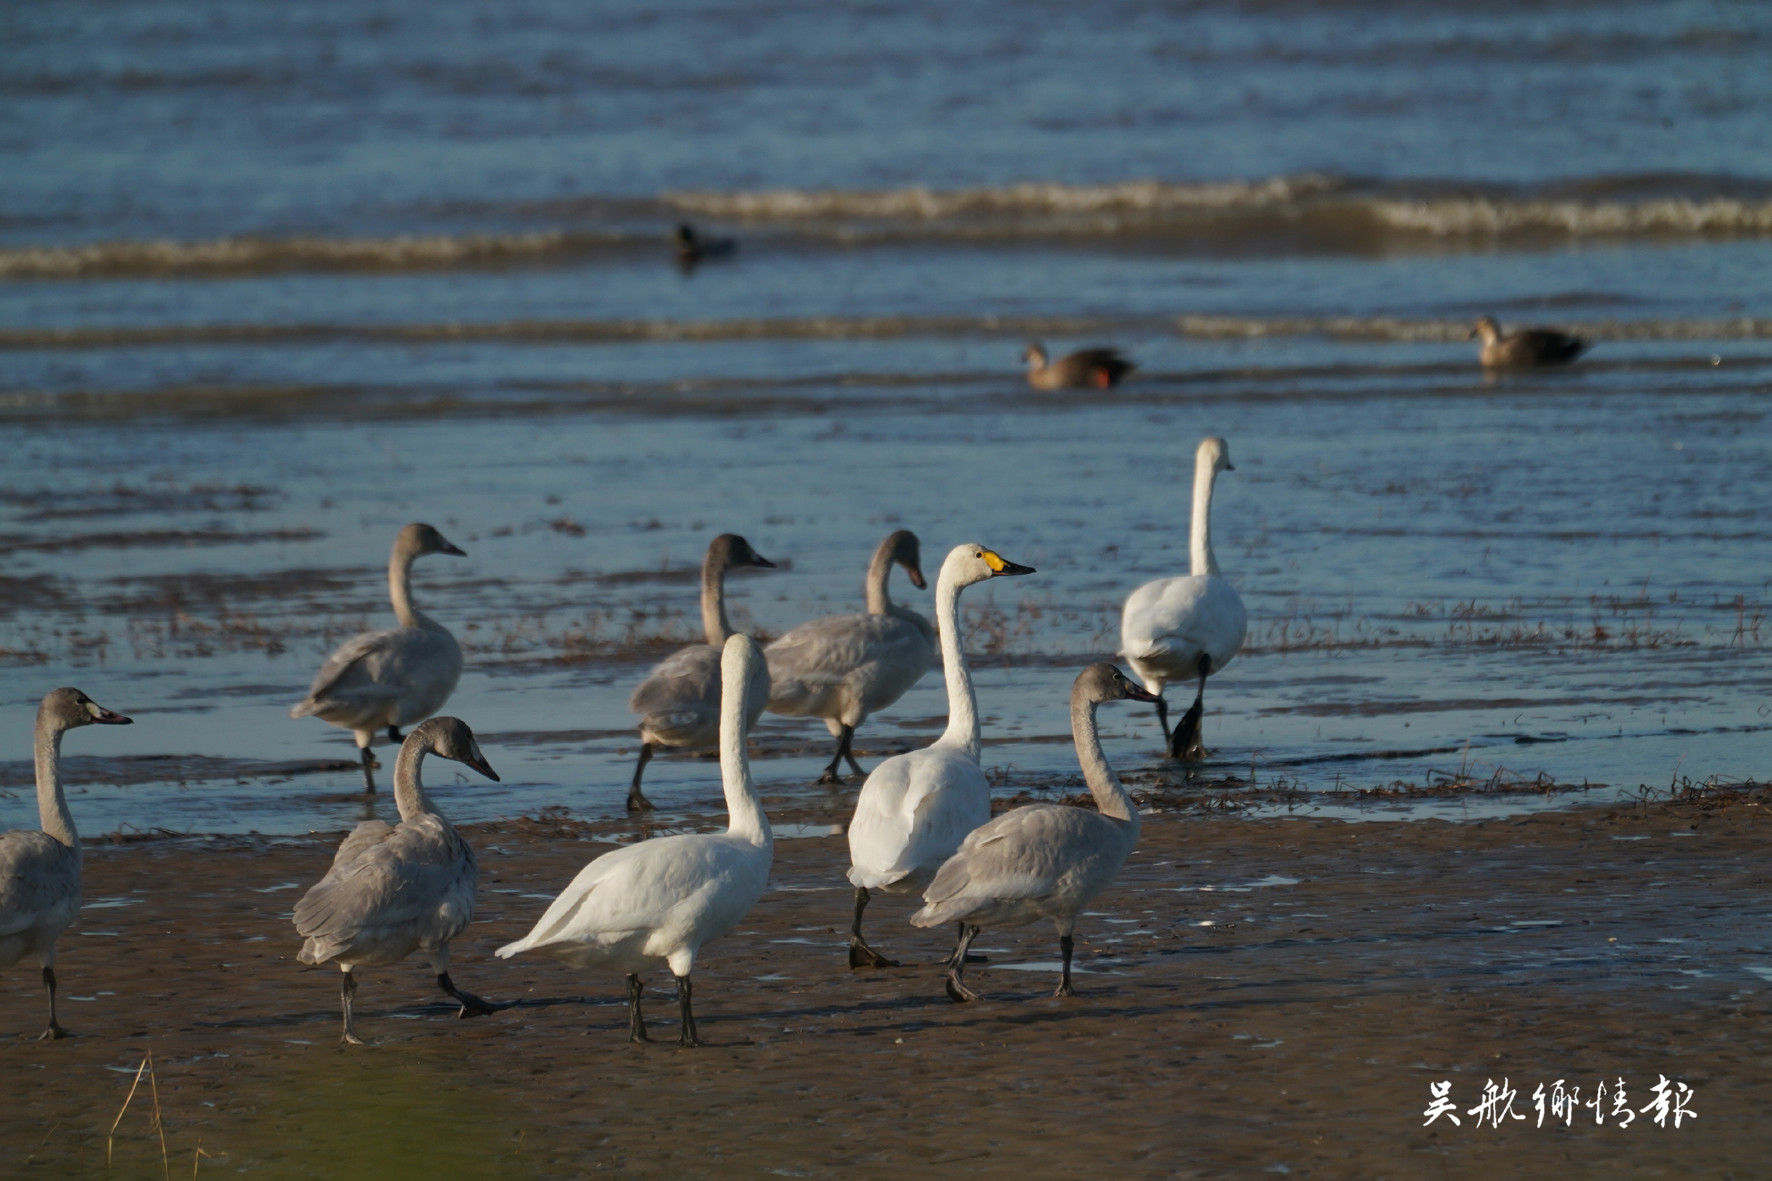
[0, 830, 80, 945]
[293, 815, 477, 962]
[911, 805, 1122, 927]
[1120, 574, 1247, 680]
[847, 748, 991, 890]
[765, 612, 934, 717]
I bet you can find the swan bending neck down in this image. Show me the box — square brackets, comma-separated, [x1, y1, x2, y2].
[764, 529, 934, 784]
[498, 634, 773, 1048]
[911, 663, 1157, 1002]
[1119, 436, 1247, 759]
[0, 688, 131, 1039]
[844, 543, 1035, 969]
[292, 716, 502, 1045]
[627, 533, 775, 812]
[290, 522, 467, 793]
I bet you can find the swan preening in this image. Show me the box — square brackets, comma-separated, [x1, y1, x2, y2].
[1470, 316, 1590, 368]
[911, 663, 1156, 1002]
[291, 523, 467, 792]
[627, 533, 775, 812]
[497, 634, 773, 1047]
[1120, 436, 1247, 758]
[293, 716, 502, 1045]
[844, 543, 1035, 968]
[766, 529, 936, 783]
[0, 689, 132, 1039]
[1023, 342, 1136, 390]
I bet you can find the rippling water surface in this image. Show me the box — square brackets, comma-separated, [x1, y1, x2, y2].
[2, 0, 1769, 834]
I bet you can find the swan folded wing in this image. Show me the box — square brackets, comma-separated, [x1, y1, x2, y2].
[290, 628, 409, 715]
[0, 832, 79, 942]
[628, 645, 720, 718]
[878, 755, 990, 885]
[1121, 576, 1246, 665]
[765, 614, 932, 709]
[293, 816, 477, 962]
[911, 806, 1097, 926]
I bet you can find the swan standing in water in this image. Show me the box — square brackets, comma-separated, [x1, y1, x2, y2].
[844, 543, 1035, 968]
[0, 689, 131, 1039]
[1023, 342, 1136, 390]
[293, 716, 501, 1045]
[765, 530, 935, 783]
[1470, 316, 1590, 368]
[1120, 437, 1246, 758]
[497, 635, 773, 1047]
[291, 523, 467, 793]
[626, 533, 775, 812]
[911, 663, 1158, 1002]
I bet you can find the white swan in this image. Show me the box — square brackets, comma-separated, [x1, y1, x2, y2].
[844, 543, 1035, 968]
[765, 529, 936, 783]
[910, 663, 1158, 1001]
[1120, 436, 1247, 758]
[291, 522, 467, 792]
[0, 688, 131, 1039]
[626, 533, 775, 812]
[292, 716, 502, 1045]
[496, 634, 773, 1047]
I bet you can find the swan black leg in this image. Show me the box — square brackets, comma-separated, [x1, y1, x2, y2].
[628, 743, 657, 812]
[841, 725, 866, 777]
[1168, 655, 1212, 761]
[359, 745, 378, 793]
[387, 725, 403, 743]
[1154, 695, 1171, 745]
[437, 972, 497, 1018]
[944, 924, 983, 1003]
[340, 969, 364, 1045]
[1055, 934, 1076, 997]
[818, 725, 858, 784]
[39, 966, 69, 1040]
[675, 974, 702, 1048]
[626, 974, 651, 1043]
[848, 886, 899, 968]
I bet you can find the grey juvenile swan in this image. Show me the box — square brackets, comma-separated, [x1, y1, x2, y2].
[0, 688, 132, 1039]
[765, 529, 935, 783]
[911, 663, 1158, 1002]
[626, 533, 774, 812]
[293, 716, 501, 1044]
[291, 523, 467, 792]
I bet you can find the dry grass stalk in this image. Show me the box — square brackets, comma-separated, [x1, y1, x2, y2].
[106, 1050, 171, 1180]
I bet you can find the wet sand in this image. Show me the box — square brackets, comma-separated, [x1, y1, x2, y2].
[3, 800, 1763, 1178]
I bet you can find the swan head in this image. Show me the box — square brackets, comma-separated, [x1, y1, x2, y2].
[1073, 663, 1160, 707]
[941, 542, 1036, 590]
[39, 687, 132, 733]
[1196, 436, 1235, 474]
[1022, 342, 1049, 370]
[709, 533, 775, 572]
[1469, 316, 1501, 344]
[410, 716, 499, 782]
[397, 523, 467, 560]
[884, 529, 928, 590]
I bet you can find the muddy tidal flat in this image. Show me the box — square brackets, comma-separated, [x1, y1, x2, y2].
[3, 803, 1764, 1179]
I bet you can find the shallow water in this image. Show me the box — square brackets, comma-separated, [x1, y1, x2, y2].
[2, 0, 1769, 836]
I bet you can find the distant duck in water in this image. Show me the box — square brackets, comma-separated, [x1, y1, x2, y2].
[1023, 343, 1136, 390]
[675, 222, 736, 271]
[290, 523, 467, 793]
[1, 688, 132, 1040]
[1469, 316, 1589, 368]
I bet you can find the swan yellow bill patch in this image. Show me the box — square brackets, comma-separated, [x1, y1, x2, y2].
[981, 550, 1010, 572]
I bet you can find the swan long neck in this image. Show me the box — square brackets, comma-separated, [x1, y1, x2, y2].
[33, 720, 79, 852]
[700, 552, 733, 645]
[388, 543, 434, 629]
[1072, 695, 1139, 831]
[720, 657, 771, 848]
[1190, 458, 1221, 577]
[391, 741, 439, 822]
[934, 567, 981, 759]
[864, 538, 896, 615]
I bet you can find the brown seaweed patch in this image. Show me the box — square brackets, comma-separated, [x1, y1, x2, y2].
[0, 526, 320, 557]
[0, 481, 279, 522]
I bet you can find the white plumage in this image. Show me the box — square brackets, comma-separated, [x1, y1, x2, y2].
[292, 716, 502, 1044]
[626, 533, 775, 811]
[765, 529, 935, 783]
[843, 542, 1035, 967]
[910, 663, 1158, 1001]
[290, 522, 467, 792]
[1120, 436, 1247, 757]
[1, 688, 131, 1039]
[497, 634, 773, 1047]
